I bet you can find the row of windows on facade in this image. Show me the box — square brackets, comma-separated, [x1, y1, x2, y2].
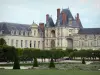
[10, 30, 37, 36]
[8, 40, 41, 48]
[75, 40, 100, 47]
[76, 35, 100, 40]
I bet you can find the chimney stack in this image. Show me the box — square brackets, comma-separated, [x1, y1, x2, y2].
[76, 13, 80, 23]
[57, 8, 60, 20]
[39, 23, 44, 31]
[62, 12, 67, 25]
[77, 13, 79, 20]
[46, 14, 49, 22]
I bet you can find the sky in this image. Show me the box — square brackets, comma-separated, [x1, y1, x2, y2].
[0, 0, 100, 28]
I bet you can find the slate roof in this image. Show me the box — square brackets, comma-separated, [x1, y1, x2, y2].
[55, 8, 83, 28]
[0, 22, 31, 35]
[46, 16, 55, 27]
[56, 8, 74, 25]
[78, 28, 100, 34]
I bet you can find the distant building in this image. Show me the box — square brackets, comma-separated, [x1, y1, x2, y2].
[0, 8, 100, 50]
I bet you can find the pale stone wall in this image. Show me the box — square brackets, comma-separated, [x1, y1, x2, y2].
[1, 35, 43, 49]
[1, 23, 100, 50]
[73, 34, 100, 50]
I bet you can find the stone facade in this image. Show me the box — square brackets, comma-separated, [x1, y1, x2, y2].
[0, 8, 100, 50]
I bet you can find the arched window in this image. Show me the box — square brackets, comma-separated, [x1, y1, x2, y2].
[51, 30, 55, 37]
[51, 40, 55, 48]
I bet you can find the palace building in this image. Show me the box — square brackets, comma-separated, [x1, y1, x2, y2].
[0, 8, 100, 50]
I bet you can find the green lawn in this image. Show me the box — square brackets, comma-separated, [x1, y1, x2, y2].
[0, 70, 100, 75]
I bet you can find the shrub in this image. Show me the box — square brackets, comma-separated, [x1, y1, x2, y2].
[49, 58, 55, 68]
[13, 47, 20, 69]
[13, 57, 20, 69]
[33, 58, 38, 67]
[82, 58, 86, 64]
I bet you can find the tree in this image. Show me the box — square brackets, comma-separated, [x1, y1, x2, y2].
[33, 57, 38, 67]
[49, 58, 55, 68]
[13, 47, 20, 69]
[0, 38, 6, 45]
[82, 58, 86, 64]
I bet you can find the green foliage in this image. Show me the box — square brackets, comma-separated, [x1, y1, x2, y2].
[0, 38, 6, 45]
[13, 57, 20, 69]
[82, 58, 86, 64]
[13, 47, 20, 69]
[49, 58, 55, 68]
[33, 58, 38, 67]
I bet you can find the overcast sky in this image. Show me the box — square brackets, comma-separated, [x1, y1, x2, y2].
[0, 0, 100, 28]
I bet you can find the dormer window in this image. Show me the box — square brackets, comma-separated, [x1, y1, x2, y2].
[16, 30, 19, 35]
[11, 30, 15, 35]
[21, 31, 24, 36]
[25, 31, 28, 36]
[69, 18, 72, 25]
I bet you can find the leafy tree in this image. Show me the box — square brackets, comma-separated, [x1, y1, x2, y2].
[82, 58, 86, 64]
[13, 47, 20, 69]
[0, 38, 6, 45]
[49, 58, 55, 68]
[33, 57, 38, 67]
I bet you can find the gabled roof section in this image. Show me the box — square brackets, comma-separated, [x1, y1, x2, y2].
[78, 28, 100, 34]
[46, 16, 55, 27]
[56, 8, 83, 28]
[57, 8, 74, 25]
[61, 8, 74, 20]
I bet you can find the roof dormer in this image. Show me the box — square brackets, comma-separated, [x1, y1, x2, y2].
[11, 30, 15, 35]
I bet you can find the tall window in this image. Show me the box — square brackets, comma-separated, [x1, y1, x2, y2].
[46, 40, 48, 46]
[97, 39, 100, 46]
[57, 39, 59, 46]
[8, 39, 9, 45]
[25, 40, 27, 48]
[38, 41, 40, 48]
[30, 41, 32, 48]
[21, 40, 23, 48]
[16, 40, 18, 47]
[11, 39, 14, 46]
[34, 41, 36, 48]
[34, 30, 36, 36]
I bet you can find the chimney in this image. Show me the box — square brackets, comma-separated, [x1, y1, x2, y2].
[57, 8, 60, 20]
[76, 13, 80, 23]
[39, 23, 44, 31]
[62, 12, 66, 25]
[77, 13, 79, 20]
[46, 14, 49, 22]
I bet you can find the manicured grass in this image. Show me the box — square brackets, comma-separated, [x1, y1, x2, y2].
[0, 70, 100, 75]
